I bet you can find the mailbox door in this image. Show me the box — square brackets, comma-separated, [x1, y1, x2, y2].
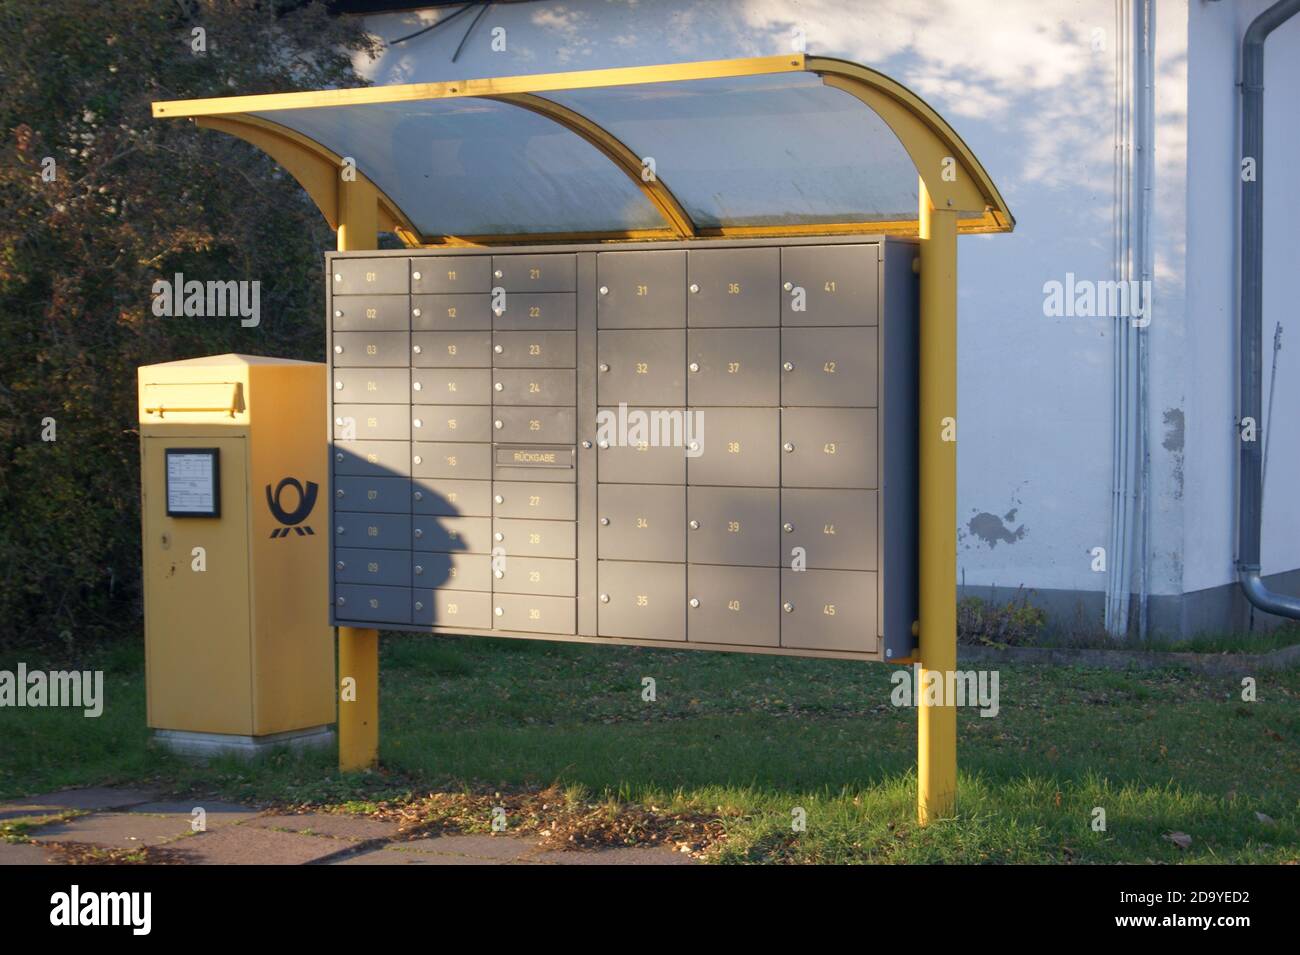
[332, 368, 410, 405]
[411, 442, 492, 481]
[493, 292, 576, 331]
[492, 594, 577, 634]
[597, 484, 685, 562]
[333, 513, 411, 551]
[333, 475, 409, 514]
[597, 560, 686, 641]
[780, 245, 879, 326]
[335, 547, 412, 587]
[333, 331, 410, 367]
[491, 253, 576, 293]
[334, 404, 410, 442]
[492, 407, 576, 444]
[687, 247, 780, 327]
[596, 411, 688, 484]
[412, 405, 493, 443]
[597, 329, 685, 405]
[412, 368, 492, 405]
[492, 331, 576, 368]
[780, 327, 878, 407]
[413, 552, 492, 591]
[412, 588, 492, 628]
[493, 556, 577, 597]
[687, 565, 780, 646]
[333, 440, 411, 478]
[411, 331, 492, 368]
[492, 518, 576, 559]
[411, 255, 490, 294]
[780, 408, 877, 489]
[780, 489, 877, 570]
[411, 293, 492, 331]
[780, 569, 878, 653]
[336, 583, 412, 624]
[412, 515, 493, 554]
[687, 328, 780, 406]
[332, 294, 407, 331]
[597, 250, 686, 328]
[493, 482, 576, 521]
[492, 369, 576, 407]
[332, 257, 408, 295]
[686, 486, 779, 566]
[142, 435, 252, 733]
[687, 407, 780, 487]
[412, 478, 492, 517]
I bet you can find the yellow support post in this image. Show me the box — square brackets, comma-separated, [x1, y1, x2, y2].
[336, 177, 381, 772]
[917, 179, 959, 825]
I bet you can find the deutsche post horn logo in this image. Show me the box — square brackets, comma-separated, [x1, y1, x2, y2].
[266, 477, 318, 538]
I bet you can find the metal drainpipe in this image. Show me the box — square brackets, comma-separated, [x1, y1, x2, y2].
[1237, 0, 1300, 618]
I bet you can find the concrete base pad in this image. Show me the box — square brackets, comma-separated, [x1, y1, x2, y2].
[152, 725, 335, 760]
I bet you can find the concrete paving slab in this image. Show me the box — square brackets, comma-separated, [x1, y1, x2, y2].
[0, 787, 157, 817]
[166, 825, 346, 865]
[245, 813, 400, 841]
[398, 833, 537, 861]
[0, 841, 57, 865]
[30, 812, 194, 848]
[331, 845, 501, 865]
[127, 802, 261, 828]
[526, 846, 696, 865]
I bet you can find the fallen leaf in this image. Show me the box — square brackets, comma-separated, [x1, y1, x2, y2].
[1165, 831, 1193, 849]
[1255, 812, 1276, 826]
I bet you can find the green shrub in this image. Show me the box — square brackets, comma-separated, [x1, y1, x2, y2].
[957, 588, 1047, 647]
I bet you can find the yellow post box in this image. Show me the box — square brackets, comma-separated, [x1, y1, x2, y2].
[138, 354, 335, 756]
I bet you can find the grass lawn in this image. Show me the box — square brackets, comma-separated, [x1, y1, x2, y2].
[1, 634, 1297, 863]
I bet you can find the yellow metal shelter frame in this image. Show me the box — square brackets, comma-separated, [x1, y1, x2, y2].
[153, 53, 1014, 825]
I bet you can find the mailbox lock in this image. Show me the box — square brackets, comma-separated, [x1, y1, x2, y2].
[335, 417, 345, 426]
[688, 519, 700, 530]
[336, 561, 345, 571]
[412, 307, 422, 318]
[412, 344, 423, 355]
[599, 517, 610, 525]
[688, 362, 700, 373]
[413, 382, 423, 391]
[336, 596, 346, 605]
[414, 565, 424, 575]
[413, 491, 424, 502]
[598, 363, 610, 373]
[494, 344, 504, 354]
[783, 601, 795, 613]
[412, 270, 422, 281]
[494, 532, 505, 542]
[597, 440, 610, 449]
[494, 382, 504, 392]
[334, 309, 343, 319]
[493, 308, 505, 318]
[494, 606, 504, 616]
[783, 281, 793, 291]
[413, 418, 423, 428]
[335, 452, 344, 462]
[494, 494, 505, 504]
[599, 286, 609, 295]
[333, 273, 342, 282]
[414, 601, 424, 612]
[688, 441, 700, 452]
[334, 381, 344, 390]
[494, 570, 504, 579]
[783, 361, 794, 372]
[599, 593, 610, 603]
[414, 528, 423, 539]
[783, 522, 794, 533]
[494, 269, 504, 279]
[783, 442, 795, 453]
[494, 420, 504, 430]
[334, 345, 343, 354]
[413, 455, 423, 465]
[336, 526, 345, 536]
[689, 598, 700, 608]
[581, 440, 593, 449]
[336, 488, 345, 498]
[689, 283, 700, 294]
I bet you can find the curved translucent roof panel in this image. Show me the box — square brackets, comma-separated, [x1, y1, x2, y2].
[547, 73, 918, 230]
[254, 98, 665, 237]
[152, 55, 1014, 243]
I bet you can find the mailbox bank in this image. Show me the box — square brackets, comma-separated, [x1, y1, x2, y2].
[326, 239, 917, 660]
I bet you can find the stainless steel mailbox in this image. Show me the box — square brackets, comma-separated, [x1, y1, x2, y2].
[328, 237, 917, 661]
